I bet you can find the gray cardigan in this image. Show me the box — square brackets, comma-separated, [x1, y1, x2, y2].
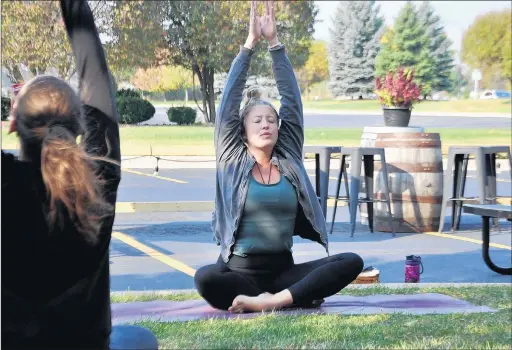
[213, 44, 329, 263]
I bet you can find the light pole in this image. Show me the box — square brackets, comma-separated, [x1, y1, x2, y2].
[471, 69, 482, 99]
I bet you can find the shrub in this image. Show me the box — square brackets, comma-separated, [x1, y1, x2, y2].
[117, 96, 155, 124]
[116, 88, 142, 99]
[167, 106, 197, 125]
[1, 97, 11, 121]
[375, 68, 421, 108]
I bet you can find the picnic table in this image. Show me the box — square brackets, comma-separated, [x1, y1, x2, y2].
[463, 204, 512, 275]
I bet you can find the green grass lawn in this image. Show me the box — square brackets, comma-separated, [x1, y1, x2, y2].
[2, 126, 510, 156]
[111, 285, 511, 349]
[149, 99, 512, 114]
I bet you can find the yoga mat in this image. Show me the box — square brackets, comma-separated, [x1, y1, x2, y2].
[112, 293, 495, 324]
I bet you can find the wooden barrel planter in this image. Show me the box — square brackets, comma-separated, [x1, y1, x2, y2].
[373, 133, 443, 233]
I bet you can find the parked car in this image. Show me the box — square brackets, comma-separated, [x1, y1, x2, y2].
[480, 90, 512, 99]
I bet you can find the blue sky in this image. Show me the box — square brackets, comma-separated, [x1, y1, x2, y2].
[314, 1, 512, 58]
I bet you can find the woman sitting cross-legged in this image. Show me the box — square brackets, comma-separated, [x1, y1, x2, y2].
[194, 0, 364, 313]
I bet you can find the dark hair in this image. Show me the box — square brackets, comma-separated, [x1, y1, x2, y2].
[239, 86, 279, 142]
[15, 75, 113, 244]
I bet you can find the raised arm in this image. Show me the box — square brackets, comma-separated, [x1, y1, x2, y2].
[271, 45, 304, 159]
[215, 0, 260, 162]
[261, 1, 304, 159]
[60, 0, 120, 173]
[214, 49, 253, 162]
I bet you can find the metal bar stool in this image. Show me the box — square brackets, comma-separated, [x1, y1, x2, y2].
[329, 147, 395, 237]
[438, 145, 512, 232]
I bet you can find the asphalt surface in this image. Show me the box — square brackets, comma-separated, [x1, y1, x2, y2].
[144, 106, 511, 129]
[110, 210, 512, 291]
[110, 168, 512, 291]
[117, 168, 512, 203]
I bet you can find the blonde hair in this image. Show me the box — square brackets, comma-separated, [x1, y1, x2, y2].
[15, 75, 114, 244]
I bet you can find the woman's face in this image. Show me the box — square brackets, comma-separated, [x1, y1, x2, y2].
[243, 104, 279, 150]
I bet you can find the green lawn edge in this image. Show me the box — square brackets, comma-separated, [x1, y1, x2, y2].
[111, 285, 511, 309]
[111, 285, 511, 349]
[3, 127, 510, 157]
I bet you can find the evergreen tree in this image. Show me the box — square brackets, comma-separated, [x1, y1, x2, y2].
[375, 1, 436, 97]
[328, 1, 384, 99]
[417, 1, 454, 92]
[448, 64, 469, 97]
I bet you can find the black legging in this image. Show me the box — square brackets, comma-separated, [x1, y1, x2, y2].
[194, 251, 364, 310]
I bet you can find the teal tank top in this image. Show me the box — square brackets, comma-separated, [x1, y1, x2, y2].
[232, 173, 298, 257]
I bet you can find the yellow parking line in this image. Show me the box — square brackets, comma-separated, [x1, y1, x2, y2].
[424, 231, 511, 250]
[112, 231, 197, 277]
[122, 168, 188, 184]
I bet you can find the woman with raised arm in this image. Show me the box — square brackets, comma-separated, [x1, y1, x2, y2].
[1, 0, 157, 348]
[194, 0, 364, 313]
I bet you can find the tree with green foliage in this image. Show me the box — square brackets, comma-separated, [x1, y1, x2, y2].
[2, 0, 317, 123]
[328, 1, 384, 99]
[160, 0, 317, 124]
[375, 2, 436, 97]
[417, 1, 454, 92]
[106, 1, 168, 77]
[448, 64, 470, 98]
[1, 1, 162, 84]
[1, 1, 73, 82]
[462, 9, 512, 89]
[502, 24, 512, 86]
[297, 40, 329, 99]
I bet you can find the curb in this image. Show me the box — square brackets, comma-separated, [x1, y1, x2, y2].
[115, 197, 511, 213]
[116, 201, 214, 213]
[115, 199, 346, 213]
[110, 283, 512, 296]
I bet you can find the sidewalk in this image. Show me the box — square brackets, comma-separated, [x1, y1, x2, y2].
[303, 109, 511, 118]
[150, 104, 511, 118]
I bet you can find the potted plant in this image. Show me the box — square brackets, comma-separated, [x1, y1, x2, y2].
[374, 68, 421, 127]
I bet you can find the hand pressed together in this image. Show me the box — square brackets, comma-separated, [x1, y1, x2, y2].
[244, 0, 279, 50]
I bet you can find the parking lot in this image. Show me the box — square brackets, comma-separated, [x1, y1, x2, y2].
[109, 166, 512, 291]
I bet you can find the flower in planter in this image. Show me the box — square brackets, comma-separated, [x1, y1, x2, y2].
[375, 68, 421, 109]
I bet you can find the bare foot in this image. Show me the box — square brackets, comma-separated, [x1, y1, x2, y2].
[228, 293, 277, 313]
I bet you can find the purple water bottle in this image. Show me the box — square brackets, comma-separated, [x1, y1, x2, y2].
[405, 255, 423, 283]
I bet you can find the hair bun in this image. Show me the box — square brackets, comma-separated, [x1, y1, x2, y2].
[241, 85, 269, 110]
[246, 86, 264, 99]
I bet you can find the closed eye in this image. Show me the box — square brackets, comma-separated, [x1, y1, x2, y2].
[251, 114, 277, 124]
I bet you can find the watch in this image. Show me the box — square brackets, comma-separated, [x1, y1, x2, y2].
[268, 42, 285, 51]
